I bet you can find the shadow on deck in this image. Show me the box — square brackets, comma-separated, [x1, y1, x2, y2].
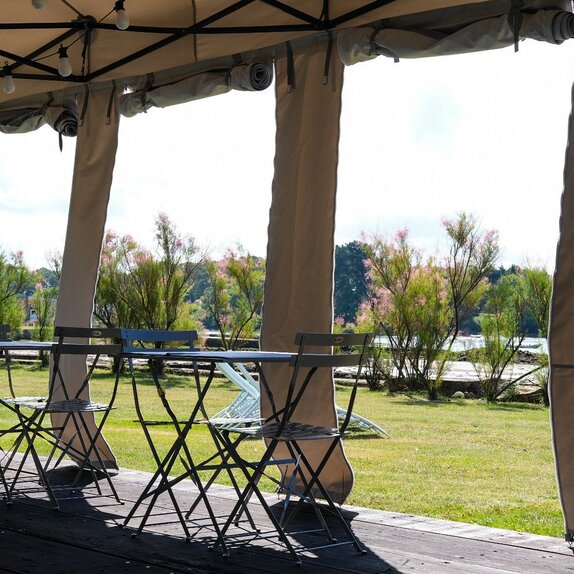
[0, 464, 572, 574]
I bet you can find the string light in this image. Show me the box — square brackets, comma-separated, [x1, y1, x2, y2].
[2, 62, 15, 94]
[114, 0, 130, 30]
[32, 0, 48, 9]
[58, 45, 72, 77]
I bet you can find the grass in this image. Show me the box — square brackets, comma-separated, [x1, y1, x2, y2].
[0, 363, 563, 538]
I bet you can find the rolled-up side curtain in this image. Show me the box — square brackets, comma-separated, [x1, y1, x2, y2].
[52, 85, 120, 468]
[550, 81, 574, 542]
[260, 36, 351, 503]
[337, 9, 574, 65]
[119, 62, 273, 118]
[42, 102, 78, 137]
[0, 96, 77, 136]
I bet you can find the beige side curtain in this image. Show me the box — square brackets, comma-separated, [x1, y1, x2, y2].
[260, 37, 351, 503]
[52, 86, 120, 468]
[550, 81, 574, 541]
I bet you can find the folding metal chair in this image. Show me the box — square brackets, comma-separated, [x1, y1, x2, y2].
[0, 330, 49, 504]
[216, 332, 373, 564]
[0, 325, 47, 502]
[1, 326, 123, 509]
[120, 328, 231, 554]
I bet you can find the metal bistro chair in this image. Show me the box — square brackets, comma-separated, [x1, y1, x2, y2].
[0, 325, 50, 504]
[2, 326, 123, 509]
[217, 332, 373, 564]
[0, 325, 46, 502]
[120, 328, 231, 554]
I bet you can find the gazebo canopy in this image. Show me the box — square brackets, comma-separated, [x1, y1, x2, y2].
[3, 0, 574, 541]
[0, 1, 570, 108]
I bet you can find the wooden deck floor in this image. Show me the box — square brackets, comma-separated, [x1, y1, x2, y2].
[0, 463, 573, 574]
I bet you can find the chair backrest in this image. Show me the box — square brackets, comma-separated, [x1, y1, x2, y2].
[0, 324, 11, 341]
[0, 324, 14, 397]
[50, 326, 124, 401]
[292, 332, 372, 368]
[119, 329, 200, 424]
[53, 325, 123, 356]
[119, 329, 199, 390]
[271, 332, 373, 433]
[120, 328, 198, 353]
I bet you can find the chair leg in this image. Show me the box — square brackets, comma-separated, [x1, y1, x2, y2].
[283, 439, 366, 555]
[186, 428, 258, 532]
[70, 412, 122, 504]
[217, 439, 302, 565]
[122, 422, 193, 539]
[14, 410, 60, 509]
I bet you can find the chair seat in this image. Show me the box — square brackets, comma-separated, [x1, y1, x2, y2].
[20, 398, 112, 413]
[229, 421, 341, 441]
[3, 396, 47, 405]
[197, 416, 262, 427]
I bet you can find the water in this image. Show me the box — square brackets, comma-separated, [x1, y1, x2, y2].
[376, 335, 547, 354]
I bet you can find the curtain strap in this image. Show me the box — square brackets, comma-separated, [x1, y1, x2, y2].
[323, 31, 334, 85]
[79, 84, 89, 127]
[106, 80, 117, 125]
[511, 0, 524, 52]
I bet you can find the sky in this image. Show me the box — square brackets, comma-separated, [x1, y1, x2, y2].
[1, 37, 574, 272]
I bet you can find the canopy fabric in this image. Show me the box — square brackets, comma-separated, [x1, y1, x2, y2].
[550, 81, 574, 541]
[260, 37, 348, 502]
[0, 1, 566, 107]
[52, 84, 120, 467]
[338, 9, 574, 64]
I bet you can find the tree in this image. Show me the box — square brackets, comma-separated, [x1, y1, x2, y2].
[201, 247, 265, 350]
[95, 214, 203, 332]
[334, 241, 368, 323]
[360, 213, 498, 400]
[95, 215, 204, 370]
[520, 266, 552, 338]
[519, 266, 552, 405]
[469, 275, 534, 402]
[29, 282, 57, 366]
[0, 250, 32, 334]
[360, 231, 451, 398]
[94, 232, 140, 331]
[442, 213, 499, 347]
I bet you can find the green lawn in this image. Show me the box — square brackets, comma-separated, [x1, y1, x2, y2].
[0, 363, 563, 538]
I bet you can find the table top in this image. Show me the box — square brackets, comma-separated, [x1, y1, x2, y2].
[0, 342, 293, 363]
[123, 349, 293, 363]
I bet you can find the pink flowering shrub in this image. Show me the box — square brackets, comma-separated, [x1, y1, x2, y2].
[202, 246, 265, 350]
[95, 215, 204, 349]
[359, 213, 498, 399]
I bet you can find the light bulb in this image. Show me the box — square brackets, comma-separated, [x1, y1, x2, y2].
[58, 46, 72, 77]
[115, 9, 129, 30]
[115, 1, 129, 30]
[32, 0, 48, 9]
[3, 69, 15, 94]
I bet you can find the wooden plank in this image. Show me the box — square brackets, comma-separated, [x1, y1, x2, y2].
[1, 462, 573, 574]
[0, 528, 175, 573]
